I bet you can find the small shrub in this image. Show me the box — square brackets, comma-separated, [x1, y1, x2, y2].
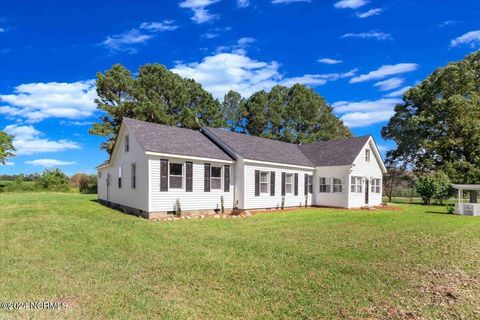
[432, 172, 452, 205]
[446, 204, 455, 214]
[281, 196, 285, 210]
[415, 175, 436, 204]
[35, 169, 69, 192]
[174, 199, 182, 217]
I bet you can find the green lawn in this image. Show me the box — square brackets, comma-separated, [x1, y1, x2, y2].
[1, 193, 479, 319]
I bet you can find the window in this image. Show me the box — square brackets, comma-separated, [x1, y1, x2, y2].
[125, 135, 129, 152]
[365, 149, 370, 162]
[333, 178, 343, 193]
[118, 166, 122, 188]
[319, 177, 330, 193]
[285, 173, 293, 194]
[350, 176, 362, 193]
[98, 171, 102, 178]
[169, 163, 183, 189]
[371, 178, 381, 193]
[260, 171, 269, 194]
[211, 166, 222, 189]
[308, 175, 313, 193]
[131, 163, 136, 189]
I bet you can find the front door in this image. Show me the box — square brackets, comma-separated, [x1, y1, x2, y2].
[365, 179, 369, 204]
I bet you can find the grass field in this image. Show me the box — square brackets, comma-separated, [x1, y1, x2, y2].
[1, 193, 479, 319]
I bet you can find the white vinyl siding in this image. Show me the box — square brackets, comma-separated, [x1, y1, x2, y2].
[243, 163, 313, 209]
[149, 157, 234, 212]
[97, 124, 149, 212]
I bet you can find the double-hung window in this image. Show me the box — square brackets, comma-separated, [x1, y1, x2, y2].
[350, 176, 362, 193]
[308, 175, 313, 193]
[319, 177, 330, 193]
[260, 171, 269, 194]
[333, 178, 343, 193]
[169, 163, 183, 189]
[211, 166, 222, 189]
[365, 149, 370, 162]
[371, 178, 381, 193]
[285, 173, 293, 194]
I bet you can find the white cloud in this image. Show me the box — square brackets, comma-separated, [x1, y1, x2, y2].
[350, 63, 418, 83]
[438, 20, 459, 28]
[202, 32, 219, 39]
[25, 159, 76, 168]
[171, 48, 356, 99]
[5, 161, 14, 166]
[179, 0, 221, 24]
[383, 86, 412, 98]
[334, 0, 368, 9]
[318, 58, 343, 64]
[356, 8, 382, 18]
[272, 0, 311, 4]
[450, 30, 480, 48]
[3, 124, 80, 156]
[237, 0, 249, 7]
[333, 98, 401, 127]
[373, 77, 404, 91]
[341, 31, 392, 40]
[0, 27, 5, 33]
[215, 37, 256, 54]
[101, 21, 178, 53]
[101, 29, 153, 53]
[0, 80, 97, 123]
[140, 20, 178, 32]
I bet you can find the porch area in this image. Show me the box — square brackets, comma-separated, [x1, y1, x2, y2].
[452, 184, 480, 216]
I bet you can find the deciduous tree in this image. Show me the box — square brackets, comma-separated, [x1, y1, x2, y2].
[0, 131, 15, 165]
[382, 51, 480, 183]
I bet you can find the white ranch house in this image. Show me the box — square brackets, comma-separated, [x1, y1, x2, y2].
[97, 118, 386, 218]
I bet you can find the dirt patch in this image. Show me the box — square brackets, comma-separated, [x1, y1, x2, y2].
[363, 303, 425, 320]
[251, 204, 403, 215]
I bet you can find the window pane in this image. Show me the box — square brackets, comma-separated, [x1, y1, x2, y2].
[170, 163, 183, 176]
[286, 174, 292, 183]
[286, 184, 292, 194]
[211, 178, 221, 189]
[260, 183, 268, 193]
[260, 172, 268, 183]
[170, 176, 182, 188]
[211, 167, 222, 178]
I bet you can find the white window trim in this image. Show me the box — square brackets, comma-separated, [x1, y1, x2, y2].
[319, 177, 330, 193]
[259, 171, 270, 195]
[211, 166, 223, 190]
[285, 173, 293, 194]
[350, 176, 363, 193]
[332, 178, 344, 193]
[169, 162, 184, 190]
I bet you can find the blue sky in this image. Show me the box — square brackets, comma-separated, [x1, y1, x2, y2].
[1, 0, 479, 175]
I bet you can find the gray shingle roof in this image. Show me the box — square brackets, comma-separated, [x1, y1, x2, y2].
[123, 118, 233, 161]
[298, 136, 370, 166]
[205, 128, 315, 167]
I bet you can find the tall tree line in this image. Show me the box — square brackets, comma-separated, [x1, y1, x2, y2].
[90, 64, 352, 154]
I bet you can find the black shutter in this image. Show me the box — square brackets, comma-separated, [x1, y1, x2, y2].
[204, 163, 211, 192]
[304, 174, 308, 196]
[254, 170, 260, 196]
[294, 173, 298, 196]
[186, 162, 193, 192]
[160, 159, 168, 191]
[224, 165, 230, 192]
[270, 171, 275, 196]
[281, 172, 286, 196]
